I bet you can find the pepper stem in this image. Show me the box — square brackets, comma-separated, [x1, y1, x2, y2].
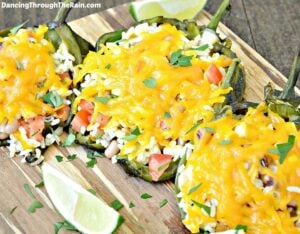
[221, 58, 239, 89]
[207, 0, 230, 31]
[53, 0, 79, 25]
[280, 47, 300, 99]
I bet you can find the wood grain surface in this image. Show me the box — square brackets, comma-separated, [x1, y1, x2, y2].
[0, 0, 299, 78]
[0, 2, 299, 234]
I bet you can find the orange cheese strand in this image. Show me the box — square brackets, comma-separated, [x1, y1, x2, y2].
[0, 25, 70, 123]
[74, 24, 232, 160]
[180, 104, 300, 233]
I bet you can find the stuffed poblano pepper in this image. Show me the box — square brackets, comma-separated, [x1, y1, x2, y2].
[70, 0, 246, 182]
[0, 0, 93, 166]
[175, 50, 300, 233]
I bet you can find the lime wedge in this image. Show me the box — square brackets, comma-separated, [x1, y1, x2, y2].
[129, 0, 207, 21]
[42, 163, 123, 234]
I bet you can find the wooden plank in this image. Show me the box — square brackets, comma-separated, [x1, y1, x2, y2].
[0, 3, 298, 233]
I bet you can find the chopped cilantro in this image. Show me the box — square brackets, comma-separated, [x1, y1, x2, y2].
[170, 49, 193, 67]
[43, 91, 63, 108]
[124, 127, 141, 141]
[192, 200, 211, 215]
[86, 158, 97, 168]
[186, 121, 201, 135]
[111, 199, 123, 211]
[141, 193, 152, 199]
[129, 202, 135, 208]
[235, 224, 247, 232]
[54, 220, 78, 234]
[16, 60, 24, 70]
[267, 135, 295, 164]
[35, 180, 44, 188]
[159, 199, 168, 208]
[188, 183, 202, 195]
[219, 139, 232, 145]
[63, 133, 76, 146]
[66, 154, 77, 161]
[87, 150, 104, 159]
[204, 127, 215, 133]
[105, 64, 111, 69]
[95, 96, 111, 104]
[55, 155, 64, 162]
[27, 200, 43, 213]
[164, 112, 171, 118]
[23, 184, 35, 199]
[192, 44, 209, 51]
[277, 135, 295, 164]
[143, 77, 157, 88]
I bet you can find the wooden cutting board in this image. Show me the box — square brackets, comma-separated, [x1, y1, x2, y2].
[0, 3, 293, 234]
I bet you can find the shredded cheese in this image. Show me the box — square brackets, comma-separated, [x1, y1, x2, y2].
[179, 104, 300, 233]
[73, 24, 232, 160]
[0, 25, 72, 124]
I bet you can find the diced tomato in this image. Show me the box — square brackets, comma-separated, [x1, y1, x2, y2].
[160, 120, 169, 130]
[55, 105, 70, 122]
[149, 154, 173, 182]
[58, 71, 70, 80]
[95, 113, 111, 129]
[79, 99, 94, 114]
[19, 115, 45, 142]
[71, 110, 91, 133]
[205, 64, 223, 85]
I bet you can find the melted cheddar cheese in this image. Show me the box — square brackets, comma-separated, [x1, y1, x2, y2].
[0, 25, 72, 124]
[178, 104, 300, 233]
[73, 24, 232, 160]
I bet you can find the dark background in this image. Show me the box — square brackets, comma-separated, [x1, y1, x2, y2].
[0, 0, 299, 78]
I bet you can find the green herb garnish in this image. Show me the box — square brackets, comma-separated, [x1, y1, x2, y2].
[16, 60, 24, 70]
[55, 155, 64, 162]
[192, 44, 209, 51]
[170, 49, 193, 67]
[204, 127, 215, 133]
[164, 112, 171, 118]
[159, 199, 168, 208]
[67, 154, 77, 161]
[27, 200, 43, 213]
[95, 96, 111, 104]
[124, 127, 141, 141]
[86, 158, 97, 168]
[129, 202, 135, 208]
[267, 148, 279, 154]
[87, 150, 104, 159]
[188, 183, 202, 195]
[35, 180, 44, 188]
[54, 220, 78, 234]
[191, 200, 211, 215]
[105, 64, 111, 69]
[277, 135, 295, 164]
[111, 200, 123, 211]
[43, 91, 63, 108]
[219, 139, 232, 145]
[141, 193, 152, 199]
[63, 133, 76, 146]
[24, 184, 35, 199]
[143, 77, 157, 88]
[186, 121, 201, 135]
[235, 224, 247, 232]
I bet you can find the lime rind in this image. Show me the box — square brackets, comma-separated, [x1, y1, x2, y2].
[129, 0, 207, 21]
